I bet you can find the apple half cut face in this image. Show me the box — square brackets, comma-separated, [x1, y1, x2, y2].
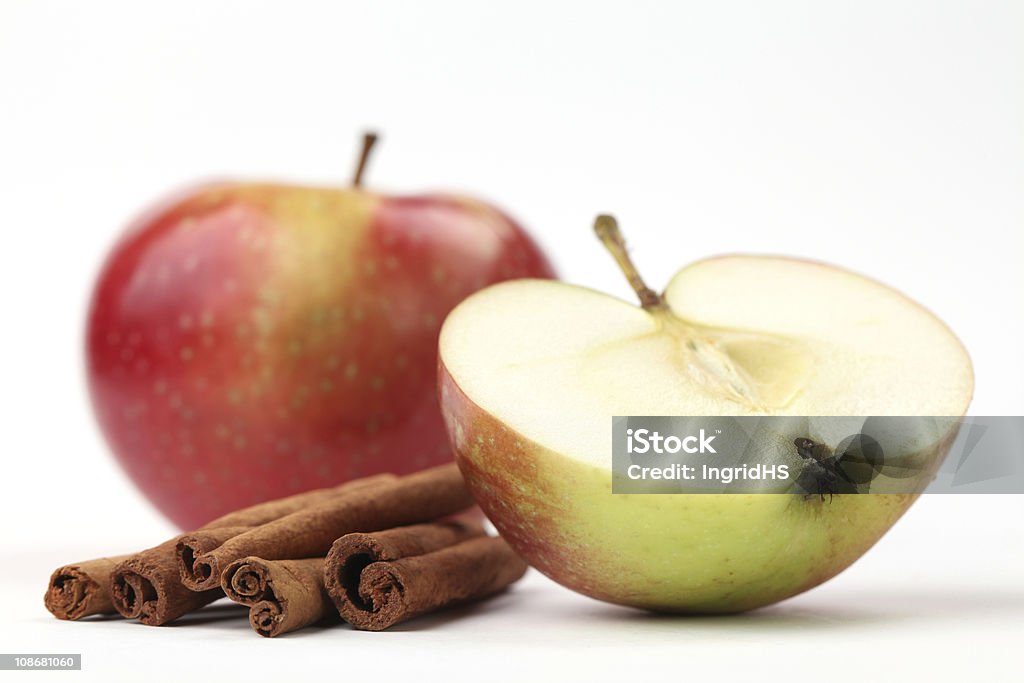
[439, 232, 972, 612]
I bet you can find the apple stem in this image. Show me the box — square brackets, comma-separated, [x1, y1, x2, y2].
[352, 132, 379, 188]
[593, 215, 664, 309]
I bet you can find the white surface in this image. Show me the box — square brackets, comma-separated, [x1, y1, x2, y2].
[4, 496, 1024, 682]
[0, 1, 1021, 681]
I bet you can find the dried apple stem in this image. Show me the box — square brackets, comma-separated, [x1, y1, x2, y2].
[593, 215, 664, 310]
[593, 214, 765, 408]
[352, 132, 379, 188]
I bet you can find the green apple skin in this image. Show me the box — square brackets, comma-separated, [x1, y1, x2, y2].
[440, 367, 958, 613]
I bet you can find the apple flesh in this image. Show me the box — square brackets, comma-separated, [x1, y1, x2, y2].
[87, 141, 555, 529]
[439, 217, 972, 612]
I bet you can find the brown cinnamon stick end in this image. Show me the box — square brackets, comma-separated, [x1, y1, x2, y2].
[221, 557, 271, 606]
[176, 526, 252, 592]
[249, 600, 285, 637]
[323, 519, 487, 622]
[235, 558, 331, 637]
[111, 545, 224, 626]
[182, 555, 222, 592]
[45, 556, 128, 620]
[323, 533, 389, 618]
[343, 535, 528, 631]
[109, 560, 154, 621]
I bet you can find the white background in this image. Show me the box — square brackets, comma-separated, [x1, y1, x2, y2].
[1, 1, 1022, 681]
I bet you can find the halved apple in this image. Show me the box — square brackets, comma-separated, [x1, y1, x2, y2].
[438, 216, 973, 612]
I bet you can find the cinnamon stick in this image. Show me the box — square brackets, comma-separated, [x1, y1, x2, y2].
[112, 475, 397, 625]
[175, 473, 401, 590]
[44, 555, 132, 620]
[109, 527, 249, 626]
[198, 473, 397, 530]
[327, 533, 527, 630]
[222, 557, 332, 637]
[180, 463, 475, 592]
[44, 474, 397, 624]
[323, 519, 485, 617]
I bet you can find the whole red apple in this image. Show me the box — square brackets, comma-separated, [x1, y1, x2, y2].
[87, 135, 555, 529]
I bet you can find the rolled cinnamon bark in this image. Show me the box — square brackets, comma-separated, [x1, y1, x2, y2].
[198, 473, 397, 530]
[175, 528, 251, 593]
[109, 527, 248, 626]
[332, 535, 528, 631]
[43, 473, 398, 624]
[181, 464, 474, 592]
[221, 557, 331, 637]
[323, 519, 486, 617]
[44, 555, 132, 620]
[177, 473, 403, 589]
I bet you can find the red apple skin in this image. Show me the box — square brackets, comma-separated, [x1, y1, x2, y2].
[87, 183, 554, 529]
